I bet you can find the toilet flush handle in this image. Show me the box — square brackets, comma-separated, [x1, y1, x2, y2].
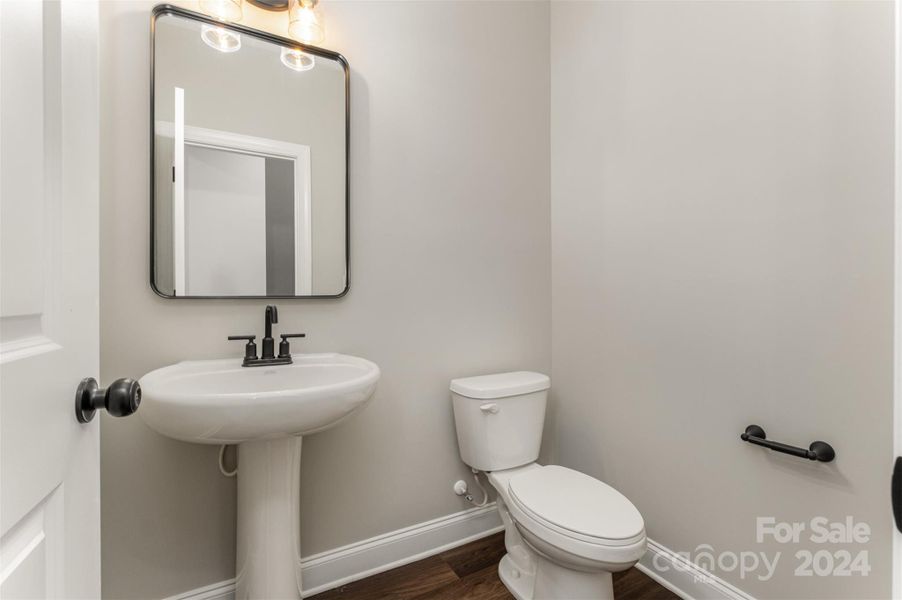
[479, 403, 499, 415]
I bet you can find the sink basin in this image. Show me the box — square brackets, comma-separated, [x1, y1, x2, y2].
[138, 352, 380, 599]
[139, 353, 380, 444]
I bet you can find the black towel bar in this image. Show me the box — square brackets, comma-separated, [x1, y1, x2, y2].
[741, 425, 835, 463]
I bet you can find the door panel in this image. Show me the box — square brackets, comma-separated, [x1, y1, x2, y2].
[0, 489, 62, 599]
[0, 1, 100, 597]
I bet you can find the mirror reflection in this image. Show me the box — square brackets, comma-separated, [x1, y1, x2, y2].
[152, 10, 348, 297]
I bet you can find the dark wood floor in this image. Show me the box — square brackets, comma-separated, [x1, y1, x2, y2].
[309, 532, 680, 600]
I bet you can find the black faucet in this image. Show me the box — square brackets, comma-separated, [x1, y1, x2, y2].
[262, 305, 278, 360]
[228, 305, 305, 367]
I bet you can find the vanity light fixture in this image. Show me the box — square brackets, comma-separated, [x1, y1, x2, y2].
[288, 0, 325, 45]
[203, 0, 327, 46]
[198, 0, 325, 67]
[199, 0, 243, 22]
[280, 47, 316, 72]
[201, 24, 242, 53]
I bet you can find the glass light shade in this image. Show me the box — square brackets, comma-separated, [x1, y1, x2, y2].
[280, 47, 316, 72]
[201, 24, 242, 53]
[199, 0, 243, 21]
[288, 0, 325, 45]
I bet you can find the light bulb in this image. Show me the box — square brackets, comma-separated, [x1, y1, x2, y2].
[280, 48, 315, 72]
[201, 24, 242, 53]
[199, 0, 243, 22]
[288, 0, 325, 45]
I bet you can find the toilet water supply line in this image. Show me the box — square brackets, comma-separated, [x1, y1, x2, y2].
[219, 444, 238, 477]
[454, 468, 489, 507]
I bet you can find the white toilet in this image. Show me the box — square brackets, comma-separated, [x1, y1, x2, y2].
[450, 371, 647, 600]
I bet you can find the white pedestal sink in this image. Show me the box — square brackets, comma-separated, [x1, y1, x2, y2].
[138, 354, 380, 599]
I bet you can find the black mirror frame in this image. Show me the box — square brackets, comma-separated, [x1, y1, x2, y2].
[149, 4, 350, 299]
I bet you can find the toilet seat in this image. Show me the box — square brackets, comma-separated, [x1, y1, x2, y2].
[508, 465, 645, 546]
[505, 466, 646, 564]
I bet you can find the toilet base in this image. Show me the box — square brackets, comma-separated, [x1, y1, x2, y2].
[498, 552, 615, 600]
[499, 554, 532, 600]
[532, 552, 614, 600]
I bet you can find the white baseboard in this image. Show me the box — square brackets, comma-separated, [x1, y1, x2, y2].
[637, 538, 756, 600]
[300, 502, 503, 596]
[164, 503, 503, 600]
[163, 578, 236, 600]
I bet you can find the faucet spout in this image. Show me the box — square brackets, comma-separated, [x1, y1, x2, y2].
[265, 305, 278, 338]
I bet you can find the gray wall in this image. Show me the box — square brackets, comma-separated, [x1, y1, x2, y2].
[99, 1, 550, 598]
[550, 2, 895, 598]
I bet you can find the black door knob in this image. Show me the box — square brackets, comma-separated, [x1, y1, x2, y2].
[893, 457, 901, 533]
[75, 377, 141, 423]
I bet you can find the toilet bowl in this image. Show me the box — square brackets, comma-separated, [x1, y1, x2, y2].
[450, 372, 647, 600]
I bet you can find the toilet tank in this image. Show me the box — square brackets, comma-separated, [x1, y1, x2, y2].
[450, 371, 549, 472]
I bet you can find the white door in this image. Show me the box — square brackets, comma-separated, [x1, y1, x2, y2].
[0, 1, 101, 598]
[895, 1, 902, 596]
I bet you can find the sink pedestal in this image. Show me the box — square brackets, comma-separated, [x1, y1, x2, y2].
[236, 436, 304, 599]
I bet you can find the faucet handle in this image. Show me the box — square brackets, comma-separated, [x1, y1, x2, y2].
[278, 333, 306, 358]
[228, 335, 258, 362]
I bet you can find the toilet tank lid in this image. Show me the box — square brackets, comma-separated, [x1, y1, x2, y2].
[450, 371, 550, 399]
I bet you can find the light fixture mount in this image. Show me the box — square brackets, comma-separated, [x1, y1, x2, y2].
[247, 0, 289, 11]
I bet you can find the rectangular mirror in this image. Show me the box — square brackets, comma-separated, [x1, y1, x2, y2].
[151, 6, 348, 298]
